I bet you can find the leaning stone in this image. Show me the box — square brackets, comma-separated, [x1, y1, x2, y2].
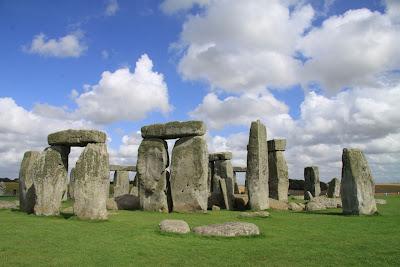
[288, 202, 304, 211]
[193, 222, 260, 237]
[73, 143, 109, 220]
[0, 200, 18, 209]
[159, 219, 190, 234]
[304, 166, 321, 200]
[212, 205, 221, 211]
[209, 152, 232, 161]
[214, 159, 235, 209]
[109, 165, 136, 172]
[267, 139, 286, 151]
[115, 194, 140, 210]
[305, 201, 326, 211]
[246, 120, 269, 210]
[219, 179, 231, 210]
[268, 140, 289, 201]
[33, 146, 70, 216]
[238, 211, 270, 218]
[327, 178, 341, 198]
[113, 170, 130, 197]
[170, 136, 208, 212]
[137, 138, 169, 212]
[268, 198, 289, 210]
[375, 199, 387, 205]
[18, 151, 40, 213]
[48, 129, 106, 147]
[141, 121, 206, 139]
[341, 148, 377, 215]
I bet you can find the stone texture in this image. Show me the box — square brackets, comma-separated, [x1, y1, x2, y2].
[214, 159, 235, 209]
[246, 120, 269, 210]
[159, 219, 190, 234]
[219, 179, 231, 210]
[68, 168, 76, 200]
[212, 205, 221, 211]
[33, 146, 70, 216]
[268, 198, 289, 210]
[141, 121, 206, 139]
[305, 201, 326, 211]
[193, 222, 260, 237]
[0, 200, 18, 209]
[341, 148, 377, 215]
[171, 136, 208, 212]
[115, 194, 140, 210]
[267, 139, 286, 151]
[208, 161, 214, 192]
[288, 202, 304, 211]
[234, 194, 248, 211]
[106, 198, 118, 210]
[304, 166, 321, 200]
[233, 166, 247, 172]
[313, 196, 342, 209]
[209, 152, 232, 161]
[73, 143, 109, 220]
[113, 170, 130, 197]
[48, 129, 106, 147]
[0, 182, 5, 196]
[18, 151, 40, 213]
[109, 165, 136, 171]
[268, 140, 289, 201]
[137, 138, 169, 212]
[328, 178, 341, 198]
[375, 199, 387, 205]
[238, 211, 270, 218]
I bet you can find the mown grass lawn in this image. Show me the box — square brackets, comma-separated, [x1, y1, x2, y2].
[0, 196, 399, 266]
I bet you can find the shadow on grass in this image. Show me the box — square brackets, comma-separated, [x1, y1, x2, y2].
[60, 212, 75, 219]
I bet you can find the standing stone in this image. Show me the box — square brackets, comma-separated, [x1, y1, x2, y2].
[208, 161, 214, 193]
[327, 178, 341, 198]
[33, 146, 70, 216]
[246, 120, 269, 210]
[18, 151, 40, 213]
[171, 136, 208, 212]
[74, 143, 109, 220]
[304, 166, 321, 200]
[341, 148, 377, 215]
[268, 139, 289, 201]
[68, 167, 76, 200]
[214, 159, 235, 209]
[137, 138, 169, 212]
[0, 182, 6, 196]
[113, 170, 130, 197]
[219, 179, 231, 210]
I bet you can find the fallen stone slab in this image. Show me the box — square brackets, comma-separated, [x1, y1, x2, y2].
[288, 202, 304, 211]
[313, 196, 342, 209]
[238, 211, 270, 218]
[48, 129, 106, 147]
[305, 201, 326, 211]
[141, 121, 206, 139]
[209, 152, 232, 161]
[269, 198, 289, 210]
[375, 199, 387, 205]
[0, 200, 18, 209]
[159, 219, 190, 234]
[109, 165, 136, 172]
[193, 222, 260, 237]
[212, 205, 221, 211]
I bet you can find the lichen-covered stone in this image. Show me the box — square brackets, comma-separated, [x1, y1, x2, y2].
[48, 129, 106, 147]
[306, 201, 326, 211]
[73, 143, 109, 220]
[109, 165, 136, 171]
[159, 219, 190, 234]
[209, 152, 232, 161]
[327, 178, 341, 198]
[246, 120, 269, 210]
[288, 202, 304, 211]
[170, 136, 208, 212]
[268, 141, 289, 201]
[18, 151, 40, 213]
[304, 166, 321, 200]
[238, 211, 270, 218]
[33, 146, 70, 216]
[193, 222, 260, 237]
[267, 139, 286, 152]
[268, 198, 289, 210]
[214, 159, 235, 209]
[141, 121, 206, 139]
[137, 138, 169, 212]
[113, 170, 130, 197]
[341, 148, 377, 215]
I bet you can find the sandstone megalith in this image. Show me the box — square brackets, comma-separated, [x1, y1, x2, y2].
[246, 120, 269, 210]
[113, 170, 130, 197]
[141, 121, 206, 139]
[19, 151, 40, 213]
[304, 166, 320, 200]
[212, 154, 235, 210]
[268, 139, 289, 201]
[327, 177, 340, 198]
[48, 129, 106, 147]
[340, 148, 377, 215]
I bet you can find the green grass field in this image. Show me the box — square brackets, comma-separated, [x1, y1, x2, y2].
[1, 196, 399, 266]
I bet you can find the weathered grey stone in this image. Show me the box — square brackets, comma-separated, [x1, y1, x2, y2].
[288, 202, 304, 211]
[109, 165, 136, 171]
[327, 178, 341, 198]
[208, 161, 213, 192]
[305, 191, 314, 201]
[304, 166, 321, 200]
[68, 168, 76, 200]
[130, 185, 138, 197]
[268, 140, 289, 201]
[115, 194, 140, 210]
[219, 179, 231, 210]
[137, 138, 169, 212]
[171, 136, 208, 212]
[305, 201, 326, 211]
[193, 222, 260, 237]
[313, 196, 342, 208]
[73, 143, 109, 220]
[18, 151, 40, 213]
[375, 199, 387, 205]
[106, 198, 118, 210]
[268, 198, 289, 210]
[233, 166, 247, 172]
[238, 211, 270, 218]
[212, 205, 221, 211]
[0, 182, 5, 196]
[113, 170, 130, 197]
[0, 200, 18, 209]
[48, 129, 106, 147]
[33, 146, 70, 216]
[214, 159, 235, 209]
[61, 206, 73, 214]
[141, 121, 206, 139]
[246, 120, 269, 210]
[209, 152, 232, 161]
[159, 219, 190, 234]
[341, 148, 377, 215]
[267, 139, 286, 151]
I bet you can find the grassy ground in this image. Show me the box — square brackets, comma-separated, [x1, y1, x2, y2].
[0, 196, 399, 266]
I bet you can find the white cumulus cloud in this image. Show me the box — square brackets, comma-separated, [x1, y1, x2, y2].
[105, 0, 119, 16]
[160, 0, 210, 15]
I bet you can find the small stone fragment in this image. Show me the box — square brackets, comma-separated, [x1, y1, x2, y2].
[212, 205, 221, 211]
[159, 219, 190, 234]
[305, 201, 326, 211]
[268, 198, 289, 210]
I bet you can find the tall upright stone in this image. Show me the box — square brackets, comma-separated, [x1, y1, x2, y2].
[74, 143, 109, 220]
[18, 151, 41, 213]
[113, 170, 130, 197]
[213, 156, 235, 210]
[246, 120, 269, 210]
[268, 139, 289, 201]
[68, 167, 76, 200]
[341, 148, 377, 215]
[327, 177, 340, 198]
[33, 146, 70, 216]
[304, 166, 320, 200]
[171, 136, 208, 212]
[137, 138, 169, 212]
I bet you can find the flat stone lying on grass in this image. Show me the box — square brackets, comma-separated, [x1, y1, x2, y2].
[159, 219, 190, 234]
[212, 205, 221, 211]
[0, 200, 18, 209]
[305, 201, 326, 211]
[288, 202, 304, 211]
[238, 211, 270, 218]
[375, 199, 387, 205]
[48, 129, 106, 147]
[268, 198, 289, 210]
[141, 121, 206, 139]
[193, 222, 260, 237]
[312, 196, 342, 209]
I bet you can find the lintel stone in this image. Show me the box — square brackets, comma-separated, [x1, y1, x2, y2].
[109, 165, 136, 172]
[267, 139, 286, 152]
[48, 129, 106, 147]
[209, 152, 232, 161]
[141, 121, 206, 139]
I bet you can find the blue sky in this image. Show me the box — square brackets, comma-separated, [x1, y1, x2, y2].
[0, 0, 399, 183]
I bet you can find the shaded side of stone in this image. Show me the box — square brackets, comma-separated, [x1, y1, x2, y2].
[268, 146, 289, 201]
[18, 151, 40, 213]
[209, 152, 232, 161]
[327, 178, 341, 198]
[304, 166, 321, 200]
[214, 159, 235, 209]
[113, 170, 130, 197]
